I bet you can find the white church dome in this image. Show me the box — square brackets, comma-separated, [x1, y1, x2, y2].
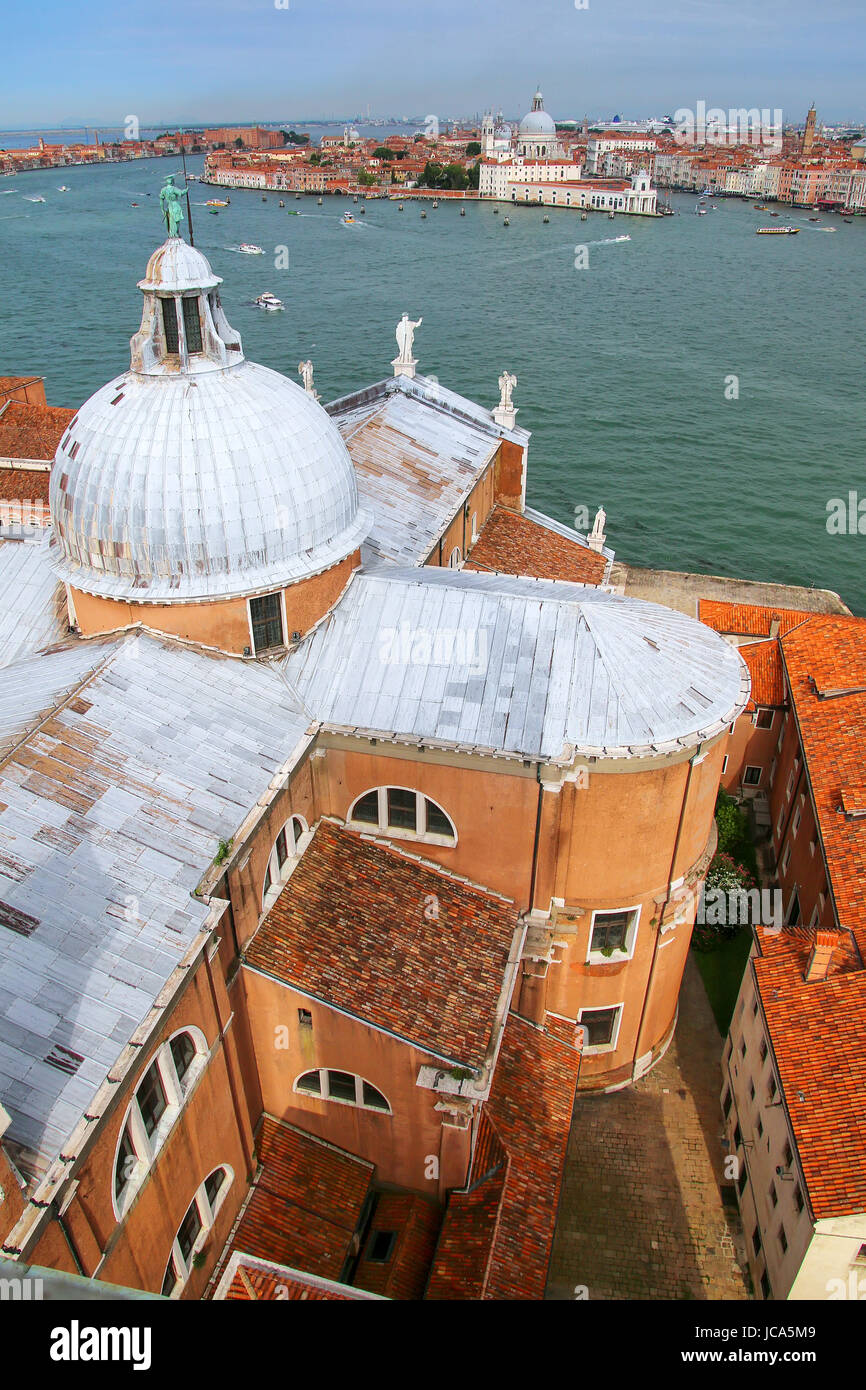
[519, 90, 557, 137]
[50, 238, 369, 602]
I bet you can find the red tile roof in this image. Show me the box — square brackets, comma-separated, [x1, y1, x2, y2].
[426, 1014, 580, 1299]
[698, 600, 816, 639]
[466, 506, 607, 586]
[213, 1115, 374, 1286]
[0, 466, 51, 504]
[246, 821, 519, 1067]
[0, 401, 74, 462]
[0, 377, 45, 404]
[740, 639, 785, 709]
[353, 1193, 443, 1300]
[215, 1254, 382, 1301]
[753, 928, 866, 1220]
[781, 615, 866, 956]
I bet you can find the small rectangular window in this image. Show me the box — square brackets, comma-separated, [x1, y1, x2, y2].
[162, 298, 179, 353]
[783, 1140, 793, 1168]
[250, 592, 284, 655]
[744, 766, 762, 786]
[759, 1037, 768, 1064]
[755, 708, 774, 730]
[794, 1185, 804, 1215]
[753, 1224, 762, 1255]
[591, 910, 633, 955]
[298, 1008, 312, 1029]
[182, 296, 203, 353]
[580, 1006, 619, 1048]
[367, 1230, 396, 1263]
[769, 1181, 778, 1208]
[779, 1225, 788, 1254]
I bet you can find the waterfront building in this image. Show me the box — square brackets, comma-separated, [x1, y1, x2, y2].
[704, 602, 866, 1300]
[0, 225, 749, 1298]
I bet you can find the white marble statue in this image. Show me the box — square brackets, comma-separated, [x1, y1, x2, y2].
[591, 505, 607, 541]
[395, 314, 422, 365]
[298, 360, 315, 395]
[498, 370, 517, 412]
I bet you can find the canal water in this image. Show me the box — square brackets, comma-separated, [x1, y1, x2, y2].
[1, 155, 863, 611]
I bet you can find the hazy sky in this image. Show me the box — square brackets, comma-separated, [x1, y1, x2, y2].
[3, 0, 864, 129]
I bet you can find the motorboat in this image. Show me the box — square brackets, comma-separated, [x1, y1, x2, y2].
[341, 212, 356, 226]
[23, 195, 46, 203]
[255, 292, 284, 311]
[239, 243, 265, 254]
[543, 214, 549, 223]
[57, 185, 70, 192]
[279, 200, 285, 207]
[432, 200, 438, 209]
[205, 199, 228, 207]
[503, 216, 510, 226]
[317, 197, 322, 205]
[420, 210, 427, 218]
[756, 226, 799, 235]
[460, 207, 465, 216]
[580, 212, 587, 220]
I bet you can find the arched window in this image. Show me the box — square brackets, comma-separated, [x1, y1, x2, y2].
[294, 1069, 391, 1113]
[112, 1027, 208, 1219]
[449, 546, 462, 568]
[347, 788, 456, 844]
[262, 814, 309, 909]
[470, 512, 478, 543]
[161, 1166, 233, 1298]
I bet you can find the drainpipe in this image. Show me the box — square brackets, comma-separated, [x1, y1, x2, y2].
[527, 768, 545, 913]
[631, 748, 697, 1076]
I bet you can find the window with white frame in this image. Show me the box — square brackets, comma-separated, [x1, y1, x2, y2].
[294, 1069, 391, 1112]
[161, 1166, 233, 1298]
[262, 814, 309, 909]
[743, 766, 762, 787]
[781, 842, 792, 874]
[113, 1027, 209, 1218]
[577, 1004, 622, 1052]
[348, 787, 456, 844]
[470, 512, 478, 543]
[786, 769, 795, 801]
[448, 546, 462, 568]
[587, 907, 639, 962]
[755, 707, 774, 730]
[792, 807, 802, 838]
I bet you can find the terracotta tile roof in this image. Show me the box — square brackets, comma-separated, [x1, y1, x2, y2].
[465, 506, 607, 586]
[215, 1253, 382, 1301]
[0, 377, 44, 404]
[426, 1014, 580, 1299]
[353, 1192, 443, 1300]
[214, 1115, 374, 1285]
[753, 928, 866, 1220]
[0, 467, 51, 504]
[740, 639, 785, 709]
[246, 821, 519, 1067]
[698, 600, 816, 639]
[781, 615, 866, 956]
[0, 402, 74, 462]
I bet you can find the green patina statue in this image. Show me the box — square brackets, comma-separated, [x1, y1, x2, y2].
[159, 175, 188, 237]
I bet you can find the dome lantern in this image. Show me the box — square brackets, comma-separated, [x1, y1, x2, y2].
[130, 238, 244, 376]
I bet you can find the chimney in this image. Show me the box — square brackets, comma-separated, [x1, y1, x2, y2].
[769, 614, 781, 639]
[804, 929, 842, 983]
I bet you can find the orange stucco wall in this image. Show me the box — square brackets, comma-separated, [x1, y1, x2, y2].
[239, 967, 470, 1198]
[424, 459, 497, 567]
[68, 549, 360, 654]
[494, 439, 526, 510]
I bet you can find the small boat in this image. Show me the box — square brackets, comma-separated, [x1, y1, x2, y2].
[756, 226, 799, 235]
[844, 218, 853, 224]
[432, 200, 438, 209]
[262, 196, 267, 202]
[205, 199, 228, 207]
[493, 207, 499, 214]
[208, 208, 219, 215]
[131, 202, 139, 207]
[608, 211, 615, 219]
[460, 207, 465, 216]
[770, 212, 780, 217]
[23, 195, 46, 203]
[756, 205, 769, 211]
[420, 210, 426, 218]
[295, 193, 301, 199]
[286, 209, 300, 215]
[353, 195, 358, 203]
[809, 217, 819, 222]
[696, 208, 707, 215]
[279, 200, 285, 207]
[503, 216, 510, 226]
[398, 204, 404, 211]
[239, 242, 265, 254]
[359, 206, 366, 214]
[255, 292, 284, 311]
[317, 197, 322, 205]
[341, 212, 356, 226]
[580, 212, 587, 221]
[543, 215, 549, 223]
[57, 185, 70, 192]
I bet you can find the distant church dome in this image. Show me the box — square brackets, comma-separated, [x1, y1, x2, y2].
[519, 89, 557, 137]
[51, 238, 369, 603]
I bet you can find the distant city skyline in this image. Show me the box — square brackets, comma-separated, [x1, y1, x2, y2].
[2, 0, 865, 129]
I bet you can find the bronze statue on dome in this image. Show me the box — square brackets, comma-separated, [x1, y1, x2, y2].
[159, 175, 188, 238]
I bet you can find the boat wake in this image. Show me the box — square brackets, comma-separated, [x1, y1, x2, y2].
[590, 234, 631, 245]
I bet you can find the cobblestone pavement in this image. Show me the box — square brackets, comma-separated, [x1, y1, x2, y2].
[547, 954, 750, 1301]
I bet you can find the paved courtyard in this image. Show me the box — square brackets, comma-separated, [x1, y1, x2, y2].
[547, 954, 750, 1301]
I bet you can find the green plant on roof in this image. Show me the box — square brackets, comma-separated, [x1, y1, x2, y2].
[214, 837, 233, 866]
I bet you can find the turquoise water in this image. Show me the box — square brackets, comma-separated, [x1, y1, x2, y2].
[1, 155, 864, 612]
